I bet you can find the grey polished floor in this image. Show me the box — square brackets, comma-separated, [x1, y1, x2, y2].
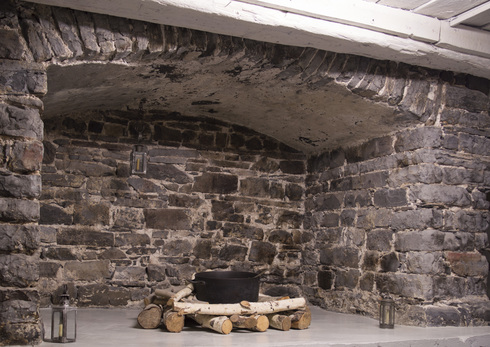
[33, 306, 490, 347]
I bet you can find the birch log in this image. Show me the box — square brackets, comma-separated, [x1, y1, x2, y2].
[166, 283, 194, 306]
[289, 306, 311, 329]
[137, 304, 163, 329]
[190, 314, 233, 334]
[267, 313, 291, 331]
[172, 297, 306, 315]
[230, 315, 256, 329]
[163, 307, 185, 333]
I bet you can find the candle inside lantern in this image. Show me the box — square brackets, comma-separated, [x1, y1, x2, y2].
[379, 294, 395, 329]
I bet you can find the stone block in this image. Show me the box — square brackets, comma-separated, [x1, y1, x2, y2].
[168, 194, 203, 208]
[374, 188, 407, 207]
[0, 28, 30, 60]
[249, 241, 277, 264]
[112, 266, 146, 284]
[162, 239, 192, 256]
[433, 275, 465, 299]
[42, 247, 77, 260]
[395, 229, 445, 252]
[193, 239, 212, 259]
[10, 140, 43, 174]
[356, 171, 389, 189]
[425, 305, 462, 326]
[362, 251, 379, 271]
[443, 232, 475, 251]
[218, 244, 248, 261]
[276, 210, 303, 228]
[63, 260, 110, 281]
[313, 193, 342, 211]
[0, 173, 41, 199]
[279, 160, 305, 174]
[222, 223, 264, 240]
[394, 127, 442, 152]
[39, 203, 72, 225]
[42, 173, 85, 188]
[0, 254, 39, 287]
[115, 233, 150, 247]
[405, 251, 445, 274]
[269, 229, 293, 245]
[251, 156, 280, 172]
[359, 272, 375, 291]
[211, 200, 243, 222]
[444, 85, 489, 113]
[317, 270, 334, 290]
[0, 60, 47, 95]
[346, 136, 393, 162]
[57, 228, 114, 247]
[240, 177, 270, 197]
[320, 247, 360, 268]
[0, 289, 42, 345]
[145, 208, 191, 230]
[0, 197, 39, 223]
[446, 252, 488, 277]
[344, 190, 371, 207]
[444, 210, 488, 233]
[0, 224, 39, 252]
[410, 184, 471, 207]
[459, 133, 490, 156]
[366, 229, 393, 251]
[376, 273, 433, 300]
[0, 104, 43, 140]
[380, 252, 400, 272]
[77, 284, 130, 306]
[192, 172, 238, 194]
[146, 264, 166, 282]
[391, 209, 443, 231]
[113, 207, 145, 229]
[335, 269, 359, 289]
[73, 202, 111, 225]
[63, 160, 114, 177]
[388, 164, 443, 186]
[39, 262, 61, 278]
[127, 177, 164, 194]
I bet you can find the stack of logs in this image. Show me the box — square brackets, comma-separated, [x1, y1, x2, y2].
[137, 284, 311, 334]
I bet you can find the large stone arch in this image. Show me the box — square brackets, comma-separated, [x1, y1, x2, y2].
[1, 0, 489, 344]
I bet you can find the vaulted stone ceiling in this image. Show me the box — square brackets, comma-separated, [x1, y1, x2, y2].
[28, 0, 490, 154]
[43, 57, 403, 154]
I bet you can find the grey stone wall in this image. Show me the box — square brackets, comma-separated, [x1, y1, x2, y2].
[1, 1, 490, 344]
[306, 83, 490, 326]
[0, 1, 45, 344]
[39, 110, 306, 307]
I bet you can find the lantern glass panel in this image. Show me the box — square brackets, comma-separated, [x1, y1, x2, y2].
[379, 298, 395, 329]
[50, 302, 77, 342]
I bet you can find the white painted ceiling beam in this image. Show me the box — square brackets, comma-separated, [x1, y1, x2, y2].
[23, 0, 490, 79]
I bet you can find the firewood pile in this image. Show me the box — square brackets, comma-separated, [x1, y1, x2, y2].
[137, 284, 311, 334]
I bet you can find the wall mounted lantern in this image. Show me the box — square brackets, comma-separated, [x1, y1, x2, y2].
[379, 294, 395, 329]
[50, 285, 77, 343]
[131, 145, 147, 175]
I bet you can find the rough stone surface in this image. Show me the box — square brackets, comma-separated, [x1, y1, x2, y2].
[0, 2, 488, 342]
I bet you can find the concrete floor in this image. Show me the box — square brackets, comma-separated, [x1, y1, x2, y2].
[34, 306, 490, 347]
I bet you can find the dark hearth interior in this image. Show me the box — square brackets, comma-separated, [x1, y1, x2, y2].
[1, 0, 489, 345]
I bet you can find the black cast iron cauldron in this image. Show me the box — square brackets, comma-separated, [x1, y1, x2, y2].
[191, 271, 260, 304]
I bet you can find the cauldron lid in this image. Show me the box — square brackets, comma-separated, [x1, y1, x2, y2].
[194, 271, 258, 279]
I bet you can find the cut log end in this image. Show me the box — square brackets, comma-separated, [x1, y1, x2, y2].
[137, 305, 162, 329]
[221, 319, 233, 335]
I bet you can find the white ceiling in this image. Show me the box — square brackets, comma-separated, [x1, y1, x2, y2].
[25, 0, 490, 80]
[366, 0, 490, 29]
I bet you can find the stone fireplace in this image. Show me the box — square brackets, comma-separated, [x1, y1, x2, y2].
[1, 0, 489, 345]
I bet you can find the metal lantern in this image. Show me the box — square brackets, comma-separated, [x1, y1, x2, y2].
[50, 286, 77, 343]
[131, 145, 147, 175]
[379, 294, 395, 329]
